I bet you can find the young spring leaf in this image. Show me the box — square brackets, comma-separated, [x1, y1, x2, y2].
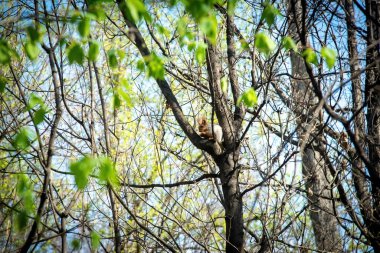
[98, 156, 119, 187]
[107, 50, 118, 69]
[176, 17, 189, 41]
[124, 0, 149, 23]
[71, 239, 81, 250]
[200, 14, 218, 45]
[25, 42, 40, 61]
[69, 156, 96, 189]
[237, 87, 258, 108]
[88, 41, 100, 61]
[26, 26, 44, 43]
[88, 3, 106, 21]
[0, 39, 12, 64]
[113, 93, 121, 109]
[136, 59, 145, 71]
[78, 16, 91, 38]
[91, 231, 101, 249]
[0, 75, 7, 93]
[146, 53, 165, 80]
[0, 39, 19, 64]
[17, 175, 34, 211]
[195, 44, 206, 64]
[14, 128, 33, 150]
[16, 210, 29, 231]
[67, 42, 84, 65]
[282, 36, 297, 52]
[227, 0, 239, 15]
[302, 48, 318, 66]
[29, 93, 44, 109]
[17, 174, 30, 195]
[321, 47, 337, 69]
[262, 3, 280, 26]
[115, 79, 133, 108]
[33, 107, 47, 125]
[254, 33, 276, 56]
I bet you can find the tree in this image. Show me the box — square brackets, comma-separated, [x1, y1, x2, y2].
[287, 0, 342, 251]
[0, 0, 379, 252]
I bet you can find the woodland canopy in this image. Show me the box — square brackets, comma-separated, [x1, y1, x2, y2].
[0, 0, 379, 252]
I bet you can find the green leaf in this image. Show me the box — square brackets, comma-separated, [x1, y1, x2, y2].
[0, 39, 12, 64]
[137, 59, 145, 71]
[254, 33, 276, 56]
[113, 93, 121, 108]
[146, 53, 165, 80]
[98, 156, 119, 187]
[124, 0, 149, 23]
[91, 231, 101, 249]
[182, 0, 212, 21]
[88, 41, 100, 61]
[195, 43, 206, 64]
[200, 15, 218, 45]
[321, 47, 337, 69]
[88, 4, 106, 21]
[78, 16, 91, 38]
[117, 88, 132, 108]
[282, 36, 297, 52]
[69, 157, 96, 189]
[17, 177, 34, 211]
[88, 0, 113, 5]
[302, 48, 318, 66]
[17, 174, 30, 195]
[22, 190, 34, 211]
[14, 128, 33, 150]
[262, 3, 280, 26]
[67, 42, 84, 65]
[157, 25, 170, 37]
[221, 77, 228, 94]
[59, 38, 68, 48]
[71, 239, 81, 250]
[16, 175, 33, 228]
[177, 17, 188, 38]
[29, 94, 44, 108]
[33, 107, 47, 125]
[227, 0, 239, 15]
[116, 78, 133, 107]
[16, 210, 29, 231]
[25, 42, 40, 61]
[0, 75, 7, 93]
[116, 49, 126, 60]
[108, 50, 118, 69]
[26, 26, 44, 43]
[237, 87, 258, 107]
[0, 39, 18, 65]
[187, 41, 196, 51]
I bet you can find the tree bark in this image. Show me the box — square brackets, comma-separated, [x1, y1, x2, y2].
[364, 0, 380, 251]
[288, 0, 343, 251]
[216, 151, 244, 253]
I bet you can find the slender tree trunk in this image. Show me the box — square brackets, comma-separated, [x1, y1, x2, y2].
[287, 0, 342, 251]
[344, 0, 374, 239]
[364, 0, 380, 251]
[93, 63, 122, 253]
[19, 42, 62, 251]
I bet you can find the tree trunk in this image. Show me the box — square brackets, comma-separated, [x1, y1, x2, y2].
[216, 151, 244, 253]
[288, 0, 343, 251]
[365, 0, 380, 251]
